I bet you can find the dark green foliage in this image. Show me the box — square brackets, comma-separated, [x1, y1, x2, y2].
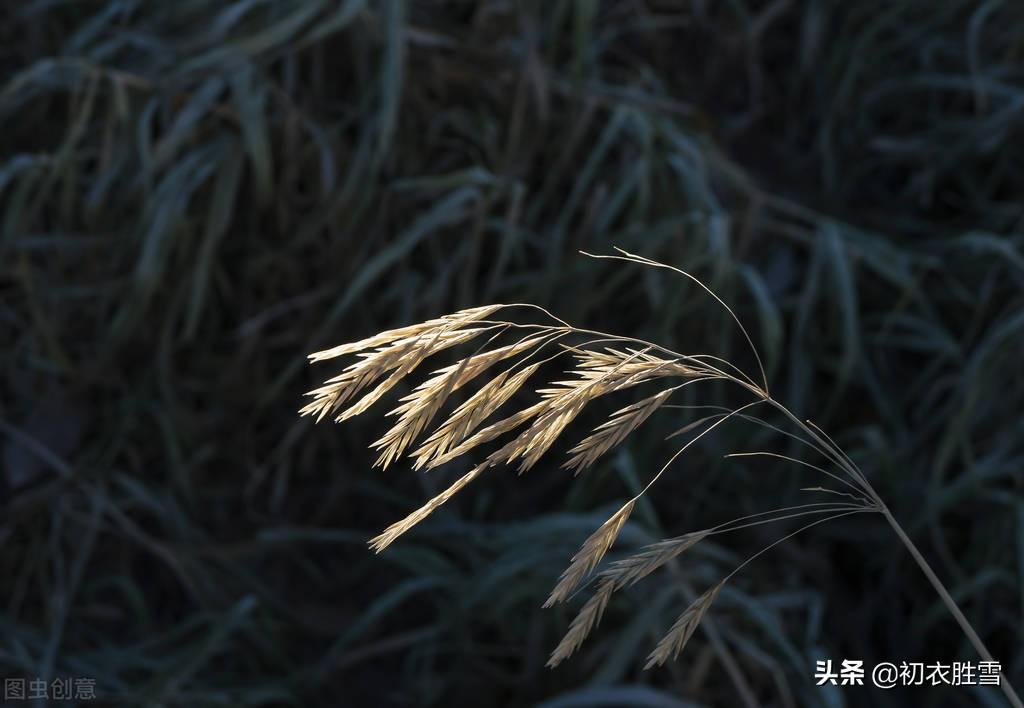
[1, 1, 1022, 706]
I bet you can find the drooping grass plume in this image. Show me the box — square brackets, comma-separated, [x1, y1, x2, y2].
[302, 252, 1024, 706]
[10, 2, 1024, 704]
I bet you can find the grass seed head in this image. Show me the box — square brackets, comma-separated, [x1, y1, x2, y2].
[544, 499, 636, 607]
[644, 581, 725, 669]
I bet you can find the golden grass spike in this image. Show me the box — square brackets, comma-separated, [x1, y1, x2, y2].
[546, 578, 615, 668]
[307, 304, 503, 362]
[300, 342, 412, 422]
[644, 581, 724, 669]
[368, 462, 488, 553]
[604, 530, 709, 589]
[424, 400, 548, 470]
[296, 258, 912, 679]
[543, 531, 712, 662]
[564, 388, 673, 473]
[544, 499, 635, 607]
[302, 326, 495, 424]
[370, 357, 479, 470]
[409, 369, 509, 468]
[372, 335, 549, 469]
[300, 340, 423, 421]
[503, 348, 681, 473]
[412, 363, 544, 470]
[502, 399, 588, 472]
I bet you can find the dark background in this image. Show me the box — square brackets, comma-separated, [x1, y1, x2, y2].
[1, 1, 1023, 706]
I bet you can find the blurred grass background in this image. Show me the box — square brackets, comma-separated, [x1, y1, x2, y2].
[1, 1, 1023, 706]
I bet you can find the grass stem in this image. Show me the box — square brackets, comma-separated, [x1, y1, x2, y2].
[883, 508, 1023, 708]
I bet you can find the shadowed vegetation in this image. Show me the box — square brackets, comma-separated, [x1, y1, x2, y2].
[1, 2, 1023, 706]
